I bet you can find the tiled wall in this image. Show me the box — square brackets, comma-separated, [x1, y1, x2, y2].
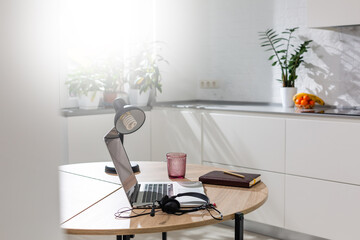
[157, 0, 360, 107]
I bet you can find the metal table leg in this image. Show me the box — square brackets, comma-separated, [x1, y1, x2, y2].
[235, 212, 244, 240]
[117, 233, 165, 240]
[116, 235, 134, 240]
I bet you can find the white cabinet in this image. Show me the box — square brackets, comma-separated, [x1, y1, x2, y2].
[151, 108, 202, 164]
[243, 168, 285, 228]
[64, 107, 360, 239]
[203, 112, 285, 172]
[204, 162, 285, 228]
[286, 118, 360, 185]
[67, 114, 113, 163]
[285, 175, 360, 240]
[66, 112, 151, 164]
[308, 0, 360, 27]
[123, 111, 151, 162]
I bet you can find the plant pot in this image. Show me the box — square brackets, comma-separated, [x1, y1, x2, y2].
[280, 87, 297, 108]
[103, 91, 118, 104]
[128, 89, 150, 106]
[78, 91, 101, 109]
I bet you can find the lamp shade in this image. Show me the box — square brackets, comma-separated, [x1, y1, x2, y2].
[113, 98, 146, 135]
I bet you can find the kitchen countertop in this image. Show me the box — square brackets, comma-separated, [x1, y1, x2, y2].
[153, 100, 360, 119]
[61, 100, 360, 119]
[61, 105, 152, 117]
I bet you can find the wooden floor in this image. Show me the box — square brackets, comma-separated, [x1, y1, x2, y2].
[66, 223, 279, 240]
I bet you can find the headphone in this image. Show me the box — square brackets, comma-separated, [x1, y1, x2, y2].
[158, 192, 210, 215]
[115, 192, 223, 220]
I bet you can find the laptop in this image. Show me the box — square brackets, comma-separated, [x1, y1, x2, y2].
[104, 128, 206, 208]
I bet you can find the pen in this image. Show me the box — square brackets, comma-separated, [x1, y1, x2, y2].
[223, 171, 245, 178]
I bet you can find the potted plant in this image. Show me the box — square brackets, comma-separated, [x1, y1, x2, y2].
[259, 27, 312, 107]
[126, 41, 168, 106]
[66, 56, 127, 109]
[97, 56, 126, 106]
[66, 64, 105, 109]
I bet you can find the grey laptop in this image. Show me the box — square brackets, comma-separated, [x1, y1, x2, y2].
[104, 128, 206, 208]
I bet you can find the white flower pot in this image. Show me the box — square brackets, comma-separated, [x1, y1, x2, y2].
[128, 89, 150, 106]
[280, 87, 297, 108]
[78, 91, 101, 109]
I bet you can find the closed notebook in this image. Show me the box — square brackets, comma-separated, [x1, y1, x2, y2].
[199, 171, 261, 188]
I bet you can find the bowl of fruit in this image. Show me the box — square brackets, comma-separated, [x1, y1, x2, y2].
[293, 93, 325, 109]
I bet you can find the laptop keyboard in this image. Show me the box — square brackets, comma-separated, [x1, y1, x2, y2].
[141, 183, 169, 203]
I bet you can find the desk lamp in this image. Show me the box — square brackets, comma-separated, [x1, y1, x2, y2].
[105, 98, 145, 174]
[113, 98, 146, 142]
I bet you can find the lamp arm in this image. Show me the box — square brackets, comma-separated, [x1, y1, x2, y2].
[119, 132, 124, 144]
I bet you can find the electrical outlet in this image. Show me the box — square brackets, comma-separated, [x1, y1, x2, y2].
[200, 80, 219, 89]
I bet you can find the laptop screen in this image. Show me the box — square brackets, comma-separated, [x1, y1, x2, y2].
[104, 128, 137, 198]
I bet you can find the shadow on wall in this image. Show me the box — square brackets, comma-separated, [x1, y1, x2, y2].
[302, 26, 360, 107]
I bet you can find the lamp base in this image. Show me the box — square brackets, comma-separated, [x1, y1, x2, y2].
[105, 162, 140, 174]
[130, 162, 140, 173]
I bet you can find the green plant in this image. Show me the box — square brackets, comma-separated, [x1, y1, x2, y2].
[126, 41, 168, 95]
[259, 27, 312, 87]
[65, 64, 105, 97]
[97, 56, 125, 93]
[66, 57, 125, 96]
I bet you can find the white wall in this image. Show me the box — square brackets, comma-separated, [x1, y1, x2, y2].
[0, 1, 64, 240]
[154, 0, 205, 102]
[59, 0, 360, 106]
[194, 0, 360, 107]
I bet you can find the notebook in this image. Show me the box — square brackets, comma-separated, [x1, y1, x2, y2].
[199, 171, 261, 188]
[104, 128, 206, 208]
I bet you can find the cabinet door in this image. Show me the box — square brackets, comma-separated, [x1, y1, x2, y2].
[123, 112, 151, 162]
[204, 162, 285, 228]
[285, 175, 360, 240]
[151, 108, 201, 164]
[286, 119, 360, 185]
[203, 112, 285, 172]
[67, 112, 151, 164]
[244, 168, 285, 228]
[67, 114, 114, 164]
[308, 0, 360, 27]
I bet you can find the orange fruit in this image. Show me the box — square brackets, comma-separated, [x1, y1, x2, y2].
[301, 100, 308, 106]
[303, 95, 310, 101]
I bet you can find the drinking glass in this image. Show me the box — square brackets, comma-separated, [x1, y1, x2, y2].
[166, 152, 187, 178]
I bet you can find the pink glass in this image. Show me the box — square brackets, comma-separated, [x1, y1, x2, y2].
[166, 152, 187, 179]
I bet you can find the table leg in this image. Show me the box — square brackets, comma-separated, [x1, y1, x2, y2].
[116, 235, 134, 240]
[117, 233, 164, 240]
[234, 212, 244, 240]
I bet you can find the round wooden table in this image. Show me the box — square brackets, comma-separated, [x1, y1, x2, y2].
[59, 161, 268, 240]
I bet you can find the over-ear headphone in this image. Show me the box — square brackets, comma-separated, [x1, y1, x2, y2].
[115, 192, 223, 220]
[158, 192, 210, 215]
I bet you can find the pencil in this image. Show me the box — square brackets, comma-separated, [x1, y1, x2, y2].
[223, 171, 245, 178]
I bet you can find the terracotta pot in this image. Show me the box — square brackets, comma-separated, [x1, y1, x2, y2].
[103, 91, 118, 104]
